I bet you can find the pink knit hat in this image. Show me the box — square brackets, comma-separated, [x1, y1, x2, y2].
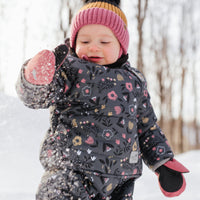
[70, 0, 129, 55]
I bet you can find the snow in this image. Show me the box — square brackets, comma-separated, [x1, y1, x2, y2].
[0, 93, 48, 199]
[0, 92, 198, 200]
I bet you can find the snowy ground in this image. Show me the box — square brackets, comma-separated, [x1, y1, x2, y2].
[0, 92, 198, 200]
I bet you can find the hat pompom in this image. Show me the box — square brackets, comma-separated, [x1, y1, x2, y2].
[82, 0, 120, 6]
[107, 0, 120, 6]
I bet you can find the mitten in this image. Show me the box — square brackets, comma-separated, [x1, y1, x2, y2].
[155, 158, 189, 197]
[24, 44, 68, 85]
[24, 50, 56, 85]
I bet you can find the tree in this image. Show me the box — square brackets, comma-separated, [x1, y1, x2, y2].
[0, 1, 5, 92]
[189, 0, 200, 149]
[59, 0, 72, 39]
[148, 4, 175, 147]
[58, 0, 82, 39]
[146, 0, 200, 152]
[136, 0, 148, 74]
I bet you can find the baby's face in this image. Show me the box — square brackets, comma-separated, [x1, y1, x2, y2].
[75, 24, 121, 65]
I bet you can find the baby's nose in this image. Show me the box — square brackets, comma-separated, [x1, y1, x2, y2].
[89, 43, 100, 51]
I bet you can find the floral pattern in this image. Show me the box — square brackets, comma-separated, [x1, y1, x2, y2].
[82, 86, 92, 96]
[107, 91, 118, 101]
[102, 129, 114, 140]
[16, 53, 174, 199]
[72, 136, 82, 146]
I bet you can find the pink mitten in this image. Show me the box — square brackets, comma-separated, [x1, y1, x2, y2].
[24, 50, 55, 85]
[155, 158, 189, 197]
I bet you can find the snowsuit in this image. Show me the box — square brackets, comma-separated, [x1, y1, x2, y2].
[16, 51, 174, 200]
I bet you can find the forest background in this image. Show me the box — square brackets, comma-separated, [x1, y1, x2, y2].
[0, 0, 200, 153]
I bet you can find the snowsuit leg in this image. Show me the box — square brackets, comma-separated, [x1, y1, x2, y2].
[36, 129, 92, 200]
[110, 178, 135, 200]
[36, 169, 91, 200]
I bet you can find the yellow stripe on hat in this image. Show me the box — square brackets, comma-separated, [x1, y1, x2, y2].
[79, 2, 127, 27]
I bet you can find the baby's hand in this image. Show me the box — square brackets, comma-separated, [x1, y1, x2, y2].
[24, 50, 56, 85]
[155, 158, 189, 197]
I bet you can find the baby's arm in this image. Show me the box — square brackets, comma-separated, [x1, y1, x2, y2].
[136, 72, 189, 197]
[136, 78, 173, 169]
[16, 44, 69, 109]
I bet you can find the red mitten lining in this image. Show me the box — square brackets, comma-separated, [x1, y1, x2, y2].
[164, 158, 189, 173]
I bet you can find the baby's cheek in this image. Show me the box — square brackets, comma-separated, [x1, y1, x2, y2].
[109, 50, 120, 63]
[75, 46, 83, 59]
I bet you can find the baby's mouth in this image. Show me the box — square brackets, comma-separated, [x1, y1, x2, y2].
[81, 55, 103, 63]
[88, 56, 103, 63]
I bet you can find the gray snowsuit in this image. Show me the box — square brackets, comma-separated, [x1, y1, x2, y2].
[16, 47, 174, 200]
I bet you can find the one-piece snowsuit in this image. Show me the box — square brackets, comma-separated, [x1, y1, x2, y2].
[16, 50, 174, 200]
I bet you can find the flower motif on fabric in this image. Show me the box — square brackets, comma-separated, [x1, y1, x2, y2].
[156, 146, 166, 155]
[144, 90, 148, 97]
[82, 86, 91, 96]
[85, 136, 94, 145]
[142, 117, 149, 124]
[114, 106, 121, 115]
[81, 78, 86, 83]
[77, 150, 82, 155]
[72, 136, 82, 146]
[102, 129, 114, 140]
[91, 156, 96, 161]
[78, 69, 83, 74]
[128, 121, 134, 130]
[126, 82, 133, 92]
[129, 104, 136, 116]
[117, 73, 124, 81]
[98, 77, 116, 92]
[64, 84, 69, 93]
[106, 183, 113, 192]
[107, 91, 118, 101]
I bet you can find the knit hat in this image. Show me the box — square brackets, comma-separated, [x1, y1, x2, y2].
[70, 0, 129, 55]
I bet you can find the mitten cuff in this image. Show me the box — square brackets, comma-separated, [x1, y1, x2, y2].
[151, 158, 170, 171]
[164, 158, 189, 173]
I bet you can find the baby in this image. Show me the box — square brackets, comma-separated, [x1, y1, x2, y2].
[16, 0, 189, 199]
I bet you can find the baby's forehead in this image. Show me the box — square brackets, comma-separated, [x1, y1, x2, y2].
[77, 24, 116, 38]
[77, 32, 114, 39]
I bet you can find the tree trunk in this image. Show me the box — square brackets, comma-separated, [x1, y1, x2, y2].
[136, 0, 148, 74]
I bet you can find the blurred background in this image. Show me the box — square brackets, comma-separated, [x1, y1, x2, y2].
[1, 0, 200, 153]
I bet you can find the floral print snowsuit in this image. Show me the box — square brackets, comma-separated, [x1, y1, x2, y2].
[16, 50, 174, 200]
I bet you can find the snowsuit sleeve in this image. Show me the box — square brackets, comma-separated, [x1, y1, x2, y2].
[16, 56, 72, 109]
[135, 70, 174, 171]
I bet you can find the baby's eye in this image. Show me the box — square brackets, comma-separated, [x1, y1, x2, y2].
[81, 41, 89, 44]
[101, 41, 110, 44]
